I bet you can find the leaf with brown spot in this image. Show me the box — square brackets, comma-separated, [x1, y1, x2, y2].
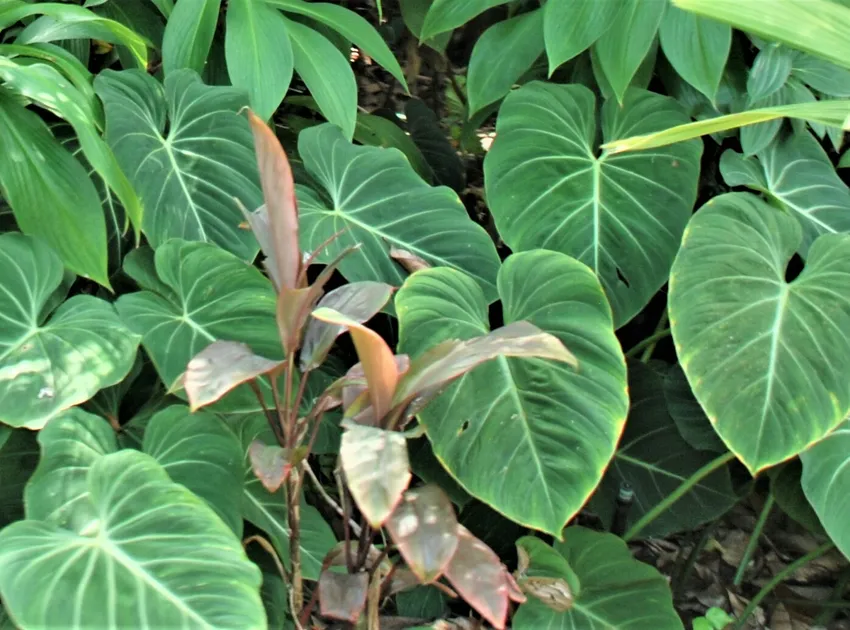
[387, 485, 459, 584]
[246, 110, 301, 292]
[340, 423, 411, 526]
[318, 570, 369, 623]
[183, 341, 282, 411]
[391, 247, 431, 274]
[312, 307, 399, 420]
[443, 525, 524, 629]
[301, 281, 394, 372]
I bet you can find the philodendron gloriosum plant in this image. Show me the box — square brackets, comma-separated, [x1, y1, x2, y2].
[2, 0, 850, 628]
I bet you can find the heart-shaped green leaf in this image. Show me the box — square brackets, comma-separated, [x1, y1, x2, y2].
[397, 250, 628, 536]
[670, 193, 850, 473]
[591, 362, 737, 537]
[720, 129, 850, 256]
[298, 124, 501, 301]
[484, 83, 702, 326]
[116, 240, 280, 406]
[0, 450, 264, 629]
[0, 233, 139, 429]
[95, 69, 263, 259]
[513, 527, 682, 629]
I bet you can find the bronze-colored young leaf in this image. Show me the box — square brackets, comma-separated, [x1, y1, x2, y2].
[312, 307, 399, 420]
[238, 203, 282, 290]
[246, 110, 301, 292]
[443, 525, 525, 630]
[318, 570, 369, 623]
[277, 285, 313, 355]
[183, 341, 282, 411]
[386, 485, 459, 584]
[342, 356, 411, 426]
[391, 247, 432, 274]
[340, 423, 412, 527]
[301, 282, 395, 372]
[248, 440, 305, 492]
[393, 320, 577, 409]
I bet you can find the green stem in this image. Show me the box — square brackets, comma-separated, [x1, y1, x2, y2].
[624, 451, 736, 541]
[625, 327, 672, 360]
[732, 541, 835, 629]
[734, 493, 775, 586]
[641, 310, 669, 362]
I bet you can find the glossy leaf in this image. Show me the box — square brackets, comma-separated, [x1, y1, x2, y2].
[386, 485, 459, 583]
[748, 44, 794, 103]
[801, 419, 850, 559]
[397, 252, 628, 536]
[443, 524, 522, 630]
[720, 129, 850, 257]
[593, 0, 665, 104]
[247, 110, 301, 292]
[234, 413, 336, 579]
[513, 527, 681, 629]
[284, 17, 357, 140]
[0, 92, 108, 285]
[467, 9, 544, 116]
[162, 0, 221, 75]
[543, 0, 622, 75]
[183, 341, 283, 411]
[264, 0, 407, 91]
[225, 0, 293, 121]
[670, 193, 850, 473]
[0, 233, 139, 429]
[301, 282, 394, 372]
[659, 4, 731, 103]
[340, 423, 411, 527]
[592, 362, 737, 537]
[318, 571, 369, 623]
[792, 53, 850, 98]
[484, 83, 702, 326]
[420, 0, 511, 40]
[664, 364, 726, 452]
[96, 69, 263, 259]
[0, 450, 264, 629]
[116, 240, 280, 403]
[298, 124, 500, 301]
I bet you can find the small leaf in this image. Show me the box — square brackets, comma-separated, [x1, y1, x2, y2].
[386, 485, 459, 583]
[301, 281, 394, 372]
[340, 423, 411, 527]
[748, 44, 793, 103]
[390, 247, 432, 274]
[318, 571, 369, 623]
[443, 525, 523, 630]
[183, 340, 283, 411]
[248, 440, 302, 493]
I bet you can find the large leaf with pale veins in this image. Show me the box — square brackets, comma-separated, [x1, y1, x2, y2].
[95, 69, 263, 259]
[232, 413, 337, 580]
[801, 419, 850, 559]
[116, 240, 280, 409]
[484, 83, 702, 326]
[670, 193, 850, 473]
[0, 233, 139, 429]
[0, 450, 264, 629]
[397, 250, 628, 536]
[720, 129, 850, 257]
[513, 527, 682, 629]
[591, 362, 737, 537]
[297, 124, 500, 301]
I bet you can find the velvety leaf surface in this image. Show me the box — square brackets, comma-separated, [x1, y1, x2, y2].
[592, 362, 737, 537]
[513, 527, 682, 629]
[670, 193, 850, 472]
[484, 83, 702, 326]
[0, 233, 139, 429]
[297, 124, 500, 301]
[397, 251, 628, 536]
[0, 450, 265, 629]
[95, 69, 263, 259]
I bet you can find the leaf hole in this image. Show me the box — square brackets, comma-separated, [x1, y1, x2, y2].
[458, 420, 470, 436]
[785, 253, 804, 282]
[616, 267, 630, 288]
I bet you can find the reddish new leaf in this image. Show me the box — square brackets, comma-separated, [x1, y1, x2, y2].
[342, 356, 410, 426]
[311, 307, 399, 420]
[247, 110, 301, 292]
[387, 485, 459, 583]
[301, 281, 394, 371]
[390, 247, 431, 274]
[248, 441, 306, 492]
[444, 525, 525, 630]
[340, 423, 412, 526]
[318, 570, 369, 623]
[182, 341, 282, 411]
